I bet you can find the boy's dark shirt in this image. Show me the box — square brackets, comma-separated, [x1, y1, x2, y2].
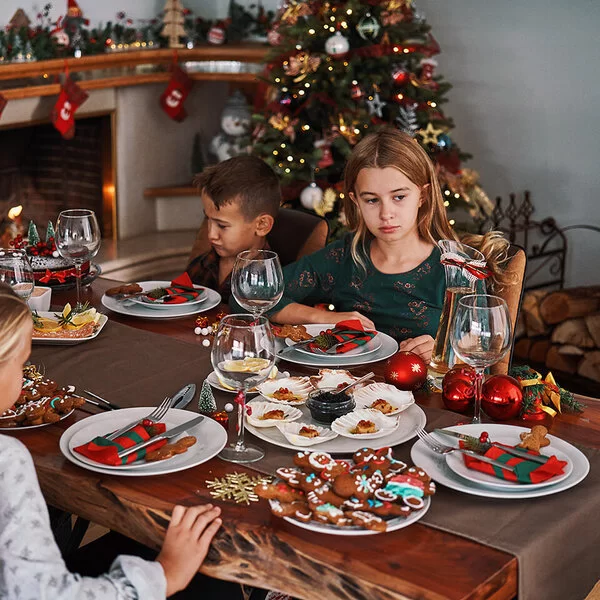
[186, 241, 270, 303]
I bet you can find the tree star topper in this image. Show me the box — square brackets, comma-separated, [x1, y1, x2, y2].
[418, 122, 444, 145]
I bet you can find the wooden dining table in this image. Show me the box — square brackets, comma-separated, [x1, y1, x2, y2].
[13, 278, 600, 600]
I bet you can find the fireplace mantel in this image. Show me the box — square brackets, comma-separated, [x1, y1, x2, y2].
[0, 44, 268, 100]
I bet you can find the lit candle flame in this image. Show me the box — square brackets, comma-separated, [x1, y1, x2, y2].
[8, 205, 23, 220]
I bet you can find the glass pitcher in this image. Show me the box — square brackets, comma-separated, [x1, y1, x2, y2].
[428, 240, 489, 388]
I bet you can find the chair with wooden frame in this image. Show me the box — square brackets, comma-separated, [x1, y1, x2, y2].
[188, 207, 329, 267]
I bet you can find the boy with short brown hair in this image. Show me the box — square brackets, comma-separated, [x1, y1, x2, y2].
[186, 155, 281, 302]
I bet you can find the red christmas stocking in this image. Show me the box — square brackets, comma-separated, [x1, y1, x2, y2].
[160, 65, 193, 122]
[51, 77, 89, 139]
[0, 93, 7, 120]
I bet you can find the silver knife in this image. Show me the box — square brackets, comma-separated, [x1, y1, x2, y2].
[118, 415, 205, 459]
[277, 335, 321, 356]
[434, 429, 548, 464]
[172, 384, 196, 410]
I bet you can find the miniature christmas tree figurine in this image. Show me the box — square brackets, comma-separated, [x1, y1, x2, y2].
[27, 221, 40, 246]
[45, 221, 56, 243]
[161, 0, 186, 49]
[198, 380, 217, 414]
[10, 34, 25, 63]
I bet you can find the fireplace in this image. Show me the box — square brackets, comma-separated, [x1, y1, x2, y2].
[0, 114, 115, 242]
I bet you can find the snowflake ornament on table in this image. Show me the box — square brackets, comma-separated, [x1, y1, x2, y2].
[203, 473, 273, 505]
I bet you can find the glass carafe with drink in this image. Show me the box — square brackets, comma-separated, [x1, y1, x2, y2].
[429, 240, 491, 388]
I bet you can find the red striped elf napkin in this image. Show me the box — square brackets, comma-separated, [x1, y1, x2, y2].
[461, 443, 567, 484]
[308, 319, 376, 354]
[148, 272, 202, 305]
[74, 422, 167, 466]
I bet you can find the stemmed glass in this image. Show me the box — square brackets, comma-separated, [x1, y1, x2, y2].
[450, 294, 512, 423]
[211, 314, 275, 463]
[0, 249, 34, 301]
[55, 209, 101, 308]
[232, 249, 284, 318]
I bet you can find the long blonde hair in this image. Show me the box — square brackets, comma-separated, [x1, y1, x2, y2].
[0, 284, 31, 364]
[342, 127, 515, 289]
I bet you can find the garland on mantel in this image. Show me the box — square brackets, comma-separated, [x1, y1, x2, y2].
[0, 1, 274, 64]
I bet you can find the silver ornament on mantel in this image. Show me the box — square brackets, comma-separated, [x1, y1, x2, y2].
[300, 182, 324, 210]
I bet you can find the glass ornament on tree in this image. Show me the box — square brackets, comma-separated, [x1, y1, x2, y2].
[325, 31, 349, 57]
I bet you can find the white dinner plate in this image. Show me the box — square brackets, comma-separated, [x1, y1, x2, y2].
[0, 409, 74, 431]
[330, 408, 400, 440]
[128, 280, 208, 310]
[410, 423, 590, 499]
[285, 325, 382, 358]
[273, 496, 430, 536]
[102, 286, 221, 319]
[277, 324, 398, 368]
[32, 313, 108, 345]
[440, 425, 573, 490]
[246, 400, 426, 453]
[60, 407, 227, 476]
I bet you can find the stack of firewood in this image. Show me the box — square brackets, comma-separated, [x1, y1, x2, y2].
[514, 286, 600, 383]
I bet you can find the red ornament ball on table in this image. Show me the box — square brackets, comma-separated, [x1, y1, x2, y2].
[384, 351, 427, 391]
[442, 366, 476, 413]
[481, 375, 523, 421]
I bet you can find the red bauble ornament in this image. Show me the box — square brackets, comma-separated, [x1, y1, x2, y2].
[207, 25, 226, 45]
[442, 366, 476, 412]
[481, 375, 524, 421]
[384, 351, 427, 391]
[392, 66, 409, 85]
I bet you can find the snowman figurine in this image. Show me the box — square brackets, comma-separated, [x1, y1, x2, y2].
[209, 91, 252, 162]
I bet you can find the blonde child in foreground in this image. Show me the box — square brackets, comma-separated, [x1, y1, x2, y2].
[271, 128, 511, 363]
[0, 284, 221, 599]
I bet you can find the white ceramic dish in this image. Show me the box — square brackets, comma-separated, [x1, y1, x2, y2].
[277, 324, 398, 368]
[275, 421, 339, 447]
[102, 286, 221, 319]
[246, 401, 303, 428]
[271, 496, 430, 536]
[440, 425, 573, 490]
[246, 402, 425, 453]
[32, 313, 108, 345]
[0, 408, 74, 431]
[410, 424, 590, 499]
[60, 407, 227, 476]
[331, 408, 399, 440]
[128, 281, 207, 309]
[309, 369, 364, 390]
[257, 376, 314, 405]
[27, 286, 52, 312]
[286, 329, 382, 357]
[352, 383, 415, 416]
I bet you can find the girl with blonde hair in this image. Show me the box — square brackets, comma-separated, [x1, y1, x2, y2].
[0, 283, 222, 599]
[271, 127, 511, 362]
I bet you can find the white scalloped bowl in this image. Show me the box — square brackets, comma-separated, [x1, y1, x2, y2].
[257, 376, 314, 405]
[331, 408, 399, 439]
[309, 369, 363, 390]
[246, 401, 303, 428]
[275, 421, 339, 447]
[352, 383, 415, 416]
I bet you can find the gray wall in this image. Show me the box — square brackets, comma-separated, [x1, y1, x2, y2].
[3, 0, 598, 284]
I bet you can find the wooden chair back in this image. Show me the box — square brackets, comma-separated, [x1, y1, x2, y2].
[188, 208, 329, 267]
[490, 244, 527, 375]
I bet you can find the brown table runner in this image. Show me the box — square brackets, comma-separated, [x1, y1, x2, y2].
[32, 321, 600, 600]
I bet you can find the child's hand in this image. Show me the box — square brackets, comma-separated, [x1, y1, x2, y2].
[157, 504, 222, 597]
[331, 311, 376, 330]
[399, 335, 435, 363]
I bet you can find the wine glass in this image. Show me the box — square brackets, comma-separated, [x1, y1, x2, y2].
[211, 314, 275, 463]
[450, 294, 512, 424]
[232, 249, 284, 318]
[55, 209, 101, 308]
[0, 249, 34, 301]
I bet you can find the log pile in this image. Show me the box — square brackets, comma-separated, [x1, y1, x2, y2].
[514, 286, 600, 383]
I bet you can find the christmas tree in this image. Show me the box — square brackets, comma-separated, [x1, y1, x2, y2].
[252, 0, 493, 235]
[161, 0, 186, 48]
[198, 380, 217, 414]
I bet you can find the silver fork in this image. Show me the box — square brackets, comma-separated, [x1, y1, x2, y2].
[105, 396, 172, 441]
[415, 428, 515, 472]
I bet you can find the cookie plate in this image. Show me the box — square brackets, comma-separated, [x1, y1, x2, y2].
[0, 409, 74, 431]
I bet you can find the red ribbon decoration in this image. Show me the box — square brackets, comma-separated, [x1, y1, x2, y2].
[440, 257, 492, 280]
[40, 269, 68, 284]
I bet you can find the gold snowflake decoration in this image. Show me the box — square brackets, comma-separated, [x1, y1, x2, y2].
[204, 473, 272, 505]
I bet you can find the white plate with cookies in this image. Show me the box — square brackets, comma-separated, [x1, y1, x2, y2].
[59, 407, 227, 476]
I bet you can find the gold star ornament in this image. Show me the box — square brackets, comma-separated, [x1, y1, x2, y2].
[418, 122, 444, 145]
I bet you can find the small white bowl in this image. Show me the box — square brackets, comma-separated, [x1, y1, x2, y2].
[352, 383, 415, 416]
[246, 401, 303, 428]
[257, 376, 314, 405]
[275, 421, 339, 447]
[309, 369, 364, 390]
[331, 408, 399, 440]
[27, 286, 52, 312]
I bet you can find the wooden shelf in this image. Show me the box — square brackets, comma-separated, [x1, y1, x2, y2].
[0, 44, 268, 100]
[144, 184, 197, 198]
